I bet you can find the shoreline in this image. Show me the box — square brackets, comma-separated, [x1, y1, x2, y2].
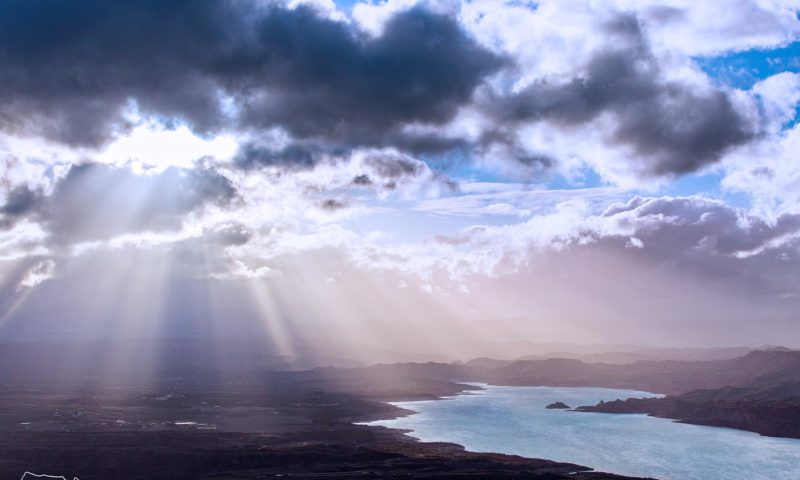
[360, 382, 800, 479]
[353, 381, 488, 424]
[574, 395, 800, 440]
[0, 380, 653, 479]
[354, 382, 654, 479]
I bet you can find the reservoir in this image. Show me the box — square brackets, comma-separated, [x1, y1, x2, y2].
[366, 384, 800, 480]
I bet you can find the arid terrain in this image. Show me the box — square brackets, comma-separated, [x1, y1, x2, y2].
[0, 373, 643, 480]
[3, 342, 799, 479]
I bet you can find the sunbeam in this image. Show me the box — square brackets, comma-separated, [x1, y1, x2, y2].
[1, 1, 800, 478]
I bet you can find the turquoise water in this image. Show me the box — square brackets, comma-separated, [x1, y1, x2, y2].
[366, 384, 800, 480]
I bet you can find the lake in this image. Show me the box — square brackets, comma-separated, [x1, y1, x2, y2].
[365, 384, 800, 480]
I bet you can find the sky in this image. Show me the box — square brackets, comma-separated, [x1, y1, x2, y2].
[0, 0, 799, 357]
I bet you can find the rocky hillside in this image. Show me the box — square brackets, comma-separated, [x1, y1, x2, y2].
[575, 351, 800, 438]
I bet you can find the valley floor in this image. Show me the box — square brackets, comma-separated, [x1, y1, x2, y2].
[0, 382, 647, 480]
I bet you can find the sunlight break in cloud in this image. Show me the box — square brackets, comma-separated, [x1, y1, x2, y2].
[0, 0, 798, 350]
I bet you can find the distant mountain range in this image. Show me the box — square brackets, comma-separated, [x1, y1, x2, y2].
[474, 348, 800, 394]
[0, 337, 760, 383]
[2, 338, 798, 438]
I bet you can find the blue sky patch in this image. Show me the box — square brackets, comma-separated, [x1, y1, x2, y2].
[697, 41, 800, 90]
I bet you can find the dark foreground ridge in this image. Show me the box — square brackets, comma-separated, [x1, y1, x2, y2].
[0, 372, 647, 480]
[0, 429, 643, 480]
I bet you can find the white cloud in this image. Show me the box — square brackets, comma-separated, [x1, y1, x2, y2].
[752, 72, 800, 131]
[0, 1, 797, 298]
[627, 236, 644, 248]
[17, 259, 56, 290]
[723, 122, 800, 219]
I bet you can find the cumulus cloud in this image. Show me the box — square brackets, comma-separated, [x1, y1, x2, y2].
[318, 198, 349, 211]
[485, 15, 756, 176]
[751, 72, 800, 131]
[364, 152, 426, 179]
[0, 1, 503, 159]
[594, 196, 800, 257]
[17, 258, 56, 290]
[235, 6, 506, 144]
[14, 163, 238, 244]
[0, 0, 231, 146]
[350, 195, 800, 299]
[234, 142, 324, 170]
[0, 0, 799, 347]
[722, 83, 800, 219]
[0, 185, 44, 230]
[0, 0, 778, 181]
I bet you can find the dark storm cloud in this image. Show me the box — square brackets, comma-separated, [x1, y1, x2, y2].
[364, 153, 425, 179]
[0, 0, 236, 146]
[0, 1, 504, 155]
[488, 15, 755, 176]
[28, 163, 237, 243]
[0, 3, 760, 177]
[318, 198, 349, 211]
[235, 7, 506, 143]
[351, 174, 373, 187]
[0, 185, 44, 230]
[357, 151, 459, 192]
[475, 129, 556, 174]
[234, 143, 321, 170]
